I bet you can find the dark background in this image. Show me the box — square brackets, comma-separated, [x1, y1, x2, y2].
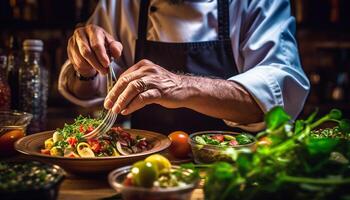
[0, 0, 349, 127]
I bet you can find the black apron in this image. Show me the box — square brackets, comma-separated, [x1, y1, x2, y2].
[132, 0, 238, 135]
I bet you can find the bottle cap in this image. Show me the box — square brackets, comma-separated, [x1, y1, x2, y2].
[23, 39, 44, 52]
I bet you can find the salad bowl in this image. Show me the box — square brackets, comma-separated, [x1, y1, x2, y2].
[15, 129, 171, 174]
[189, 131, 256, 164]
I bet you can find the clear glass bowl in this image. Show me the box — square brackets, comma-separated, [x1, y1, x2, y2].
[0, 111, 33, 156]
[108, 166, 198, 200]
[188, 131, 256, 164]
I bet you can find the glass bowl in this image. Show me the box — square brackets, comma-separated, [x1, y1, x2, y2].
[0, 161, 65, 200]
[0, 111, 33, 156]
[108, 166, 199, 200]
[188, 131, 256, 164]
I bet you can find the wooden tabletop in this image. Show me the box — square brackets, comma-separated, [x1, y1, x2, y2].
[58, 151, 204, 200]
[58, 173, 204, 200]
[2, 154, 204, 200]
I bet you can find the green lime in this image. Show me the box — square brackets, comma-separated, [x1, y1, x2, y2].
[131, 161, 158, 187]
[145, 154, 171, 172]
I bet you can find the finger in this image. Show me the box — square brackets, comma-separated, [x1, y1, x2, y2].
[108, 40, 123, 59]
[75, 29, 108, 75]
[111, 79, 149, 113]
[104, 63, 154, 109]
[104, 31, 123, 58]
[121, 89, 161, 115]
[85, 25, 110, 68]
[119, 59, 154, 77]
[68, 37, 96, 76]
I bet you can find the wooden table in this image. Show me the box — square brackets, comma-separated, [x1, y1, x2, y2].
[58, 173, 204, 200]
[3, 153, 204, 200]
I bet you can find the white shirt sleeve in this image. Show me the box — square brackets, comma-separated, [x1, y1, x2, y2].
[58, 0, 124, 107]
[225, 0, 310, 130]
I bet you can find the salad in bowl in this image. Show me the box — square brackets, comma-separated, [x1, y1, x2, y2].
[41, 116, 151, 158]
[108, 154, 199, 200]
[189, 131, 256, 163]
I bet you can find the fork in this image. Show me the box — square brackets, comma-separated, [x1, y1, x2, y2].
[84, 58, 118, 139]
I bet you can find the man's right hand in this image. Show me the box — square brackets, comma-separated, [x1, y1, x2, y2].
[67, 24, 123, 77]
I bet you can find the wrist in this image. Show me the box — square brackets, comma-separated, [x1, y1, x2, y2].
[75, 70, 98, 81]
[176, 75, 203, 107]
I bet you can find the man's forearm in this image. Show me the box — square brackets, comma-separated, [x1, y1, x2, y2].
[180, 76, 264, 124]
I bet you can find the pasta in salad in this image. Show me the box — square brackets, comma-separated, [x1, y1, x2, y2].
[41, 116, 151, 158]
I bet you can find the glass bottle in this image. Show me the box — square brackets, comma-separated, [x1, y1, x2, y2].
[19, 39, 48, 133]
[0, 56, 11, 110]
[6, 36, 20, 109]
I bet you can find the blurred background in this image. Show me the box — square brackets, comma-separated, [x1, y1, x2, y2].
[0, 0, 349, 132]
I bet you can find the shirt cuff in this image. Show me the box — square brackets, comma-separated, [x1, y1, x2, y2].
[224, 66, 284, 131]
[58, 61, 105, 107]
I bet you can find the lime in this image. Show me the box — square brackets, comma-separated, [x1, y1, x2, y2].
[131, 161, 158, 187]
[145, 154, 171, 172]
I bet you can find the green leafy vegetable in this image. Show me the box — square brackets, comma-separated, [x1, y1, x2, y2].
[202, 107, 350, 200]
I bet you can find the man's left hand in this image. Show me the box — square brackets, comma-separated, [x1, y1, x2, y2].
[104, 59, 190, 115]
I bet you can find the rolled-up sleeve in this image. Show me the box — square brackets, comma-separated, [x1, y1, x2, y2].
[226, 0, 310, 130]
[58, 0, 123, 107]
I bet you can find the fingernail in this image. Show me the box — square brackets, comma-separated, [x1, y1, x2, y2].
[112, 105, 121, 114]
[104, 99, 113, 109]
[121, 109, 128, 115]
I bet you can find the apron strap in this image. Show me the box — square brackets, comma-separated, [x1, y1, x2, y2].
[137, 0, 151, 41]
[217, 0, 230, 40]
[136, 0, 230, 41]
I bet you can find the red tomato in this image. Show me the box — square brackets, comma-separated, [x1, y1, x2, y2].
[79, 125, 85, 133]
[211, 134, 224, 142]
[168, 131, 191, 159]
[229, 140, 238, 146]
[41, 149, 50, 155]
[86, 125, 94, 134]
[88, 139, 101, 153]
[0, 129, 25, 156]
[67, 137, 78, 147]
[123, 175, 134, 186]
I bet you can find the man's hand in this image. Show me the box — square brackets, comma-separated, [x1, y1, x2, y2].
[103, 59, 263, 124]
[67, 24, 123, 77]
[104, 59, 190, 115]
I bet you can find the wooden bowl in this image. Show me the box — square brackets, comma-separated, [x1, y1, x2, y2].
[15, 129, 171, 174]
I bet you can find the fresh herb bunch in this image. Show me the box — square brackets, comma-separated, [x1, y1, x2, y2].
[204, 107, 350, 200]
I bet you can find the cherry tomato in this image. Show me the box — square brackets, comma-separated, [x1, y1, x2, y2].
[67, 137, 78, 147]
[86, 125, 94, 133]
[229, 140, 238, 146]
[168, 131, 191, 159]
[123, 174, 134, 186]
[79, 125, 85, 133]
[0, 129, 25, 156]
[211, 134, 224, 142]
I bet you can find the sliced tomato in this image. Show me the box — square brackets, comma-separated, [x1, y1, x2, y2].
[86, 125, 94, 134]
[79, 125, 85, 133]
[41, 149, 50, 155]
[67, 137, 78, 147]
[211, 134, 224, 142]
[89, 141, 101, 153]
[229, 140, 238, 146]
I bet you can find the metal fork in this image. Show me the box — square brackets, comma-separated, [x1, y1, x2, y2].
[84, 58, 118, 139]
